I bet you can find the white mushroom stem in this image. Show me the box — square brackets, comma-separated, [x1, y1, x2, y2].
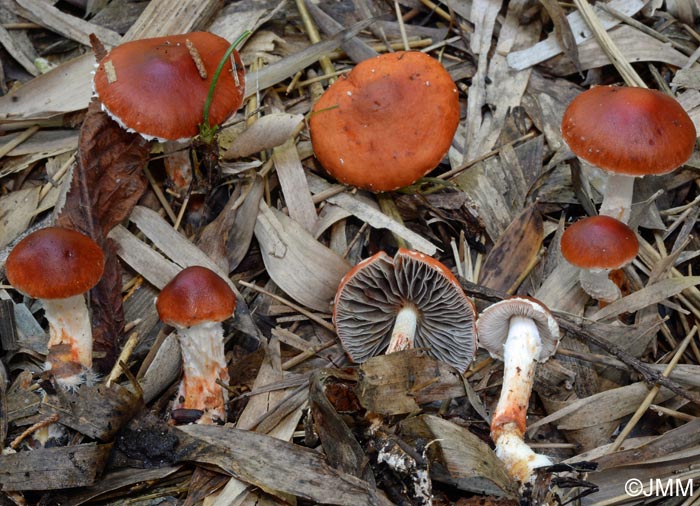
[43, 294, 93, 388]
[491, 316, 553, 484]
[386, 304, 419, 354]
[579, 268, 621, 303]
[599, 173, 634, 224]
[175, 321, 229, 424]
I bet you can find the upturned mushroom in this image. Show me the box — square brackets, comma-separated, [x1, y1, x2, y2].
[93, 32, 246, 142]
[333, 249, 477, 372]
[6, 227, 105, 388]
[560, 215, 639, 302]
[309, 51, 460, 192]
[477, 297, 560, 484]
[156, 266, 236, 424]
[561, 86, 696, 223]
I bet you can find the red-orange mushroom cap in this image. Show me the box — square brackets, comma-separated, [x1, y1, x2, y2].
[560, 215, 639, 302]
[309, 51, 460, 192]
[156, 266, 237, 327]
[6, 227, 105, 299]
[93, 32, 245, 141]
[561, 86, 696, 177]
[560, 215, 639, 271]
[6, 227, 105, 387]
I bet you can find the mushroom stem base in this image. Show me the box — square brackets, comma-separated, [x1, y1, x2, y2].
[599, 173, 634, 224]
[43, 295, 94, 388]
[494, 427, 553, 484]
[387, 304, 419, 354]
[176, 321, 229, 424]
[579, 268, 620, 303]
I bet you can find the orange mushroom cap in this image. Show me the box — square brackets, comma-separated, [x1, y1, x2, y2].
[560, 215, 639, 270]
[309, 51, 460, 192]
[6, 227, 105, 300]
[93, 32, 245, 141]
[561, 86, 696, 176]
[156, 266, 237, 328]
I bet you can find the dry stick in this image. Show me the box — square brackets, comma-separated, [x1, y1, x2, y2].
[143, 166, 178, 224]
[0, 125, 40, 159]
[238, 280, 335, 332]
[329, 38, 433, 60]
[638, 236, 700, 310]
[440, 131, 537, 180]
[10, 413, 60, 449]
[136, 328, 169, 380]
[172, 192, 190, 232]
[282, 340, 337, 370]
[596, 3, 692, 55]
[649, 404, 696, 421]
[459, 279, 700, 405]
[572, 0, 646, 88]
[394, 0, 410, 51]
[607, 325, 698, 453]
[105, 330, 140, 386]
[39, 152, 76, 202]
[295, 0, 335, 80]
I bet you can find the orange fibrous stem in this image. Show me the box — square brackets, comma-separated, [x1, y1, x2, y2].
[43, 295, 94, 387]
[174, 321, 229, 424]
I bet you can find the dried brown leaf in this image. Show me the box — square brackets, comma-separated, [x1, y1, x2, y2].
[538, 0, 581, 73]
[479, 204, 543, 293]
[357, 351, 466, 415]
[591, 276, 700, 321]
[254, 200, 351, 312]
[0, 188, 39, 250]
[507, 0, 645, 70]
[40, 383, 142, 441]
[176, 425, 388, 506]
[400, 415, 518, 498]
[222, 113, 304, 159]
[528, 382, 675, 434]
[0, 443, 113, 491]
[55, 100, 150, 372]
[310, 369, 374, 482]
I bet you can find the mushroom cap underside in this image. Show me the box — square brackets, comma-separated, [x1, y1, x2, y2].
[333, 248, 477, 372]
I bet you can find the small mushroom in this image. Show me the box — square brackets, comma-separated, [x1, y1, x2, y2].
[309, 51, 460, 192]
[560, 215, 639, 302]
[333, 249, 477, 372]
[156, 266, 236, 424]
[93, 32, 246, 142]
[477, 297, 560, 484]
[561, 86, 696, 223]
[6, 227, 105, 388]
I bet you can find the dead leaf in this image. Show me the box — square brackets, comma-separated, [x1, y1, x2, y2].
[400, 415, 518, 498]
[478, 204, 543, 293]
[591, 276, 700, 321]
[310, 369, 375, 482]
[0, 188, 39, 250]
[222, 113, 304, 159]
[55, 100, 150, 372]
[254, 200, 351, 312]
[357, 351, 466, 415]
[538, 0, 581, 73]
[0, 443, 113, 491]
[176, 424, 389, 506]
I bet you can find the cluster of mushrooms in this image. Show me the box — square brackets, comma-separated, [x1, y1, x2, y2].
[6, 29, 695, 493]
[5, 228, 235, 424]
[1, 31, 566, 489]
[559, 86, 696, 303]
[333, 248, 561, 484]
